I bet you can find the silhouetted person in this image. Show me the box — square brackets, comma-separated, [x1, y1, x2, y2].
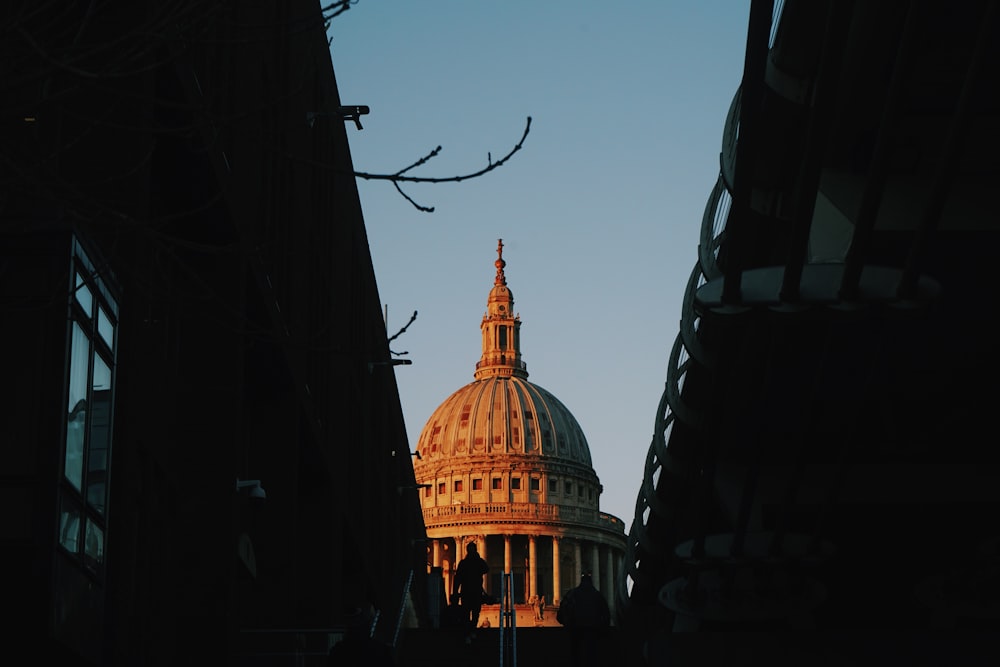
[452, 541, 489, 643]
[557, 572, 610, 667]
[328, 604, 395, 666]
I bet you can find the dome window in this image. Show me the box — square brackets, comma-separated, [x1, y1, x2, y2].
[454, 480, 463, 492]
[437, 482, 446, 495]
[511, 477, 521, 490]
[549, 479, 558, 493]
[530, 477, 540, 491]
[472, 478, 483, 491]
[492, 477, 503, 490]
[565, 482, 573, 495]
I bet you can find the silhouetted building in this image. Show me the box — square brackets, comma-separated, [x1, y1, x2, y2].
[621, 0, 1000, 648]
[2, 2, 426, 664]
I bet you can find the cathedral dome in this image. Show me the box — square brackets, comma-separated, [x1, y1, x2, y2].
[413, 238, 594, 475]
[414, 375, 594, 468]
[410, 239, 625, 618]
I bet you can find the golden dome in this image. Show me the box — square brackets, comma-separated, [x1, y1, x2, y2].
[413, 238, 598, 492]
[413, 375, 594, 468]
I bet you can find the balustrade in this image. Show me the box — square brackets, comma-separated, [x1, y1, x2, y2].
[422, 501, 624, 530]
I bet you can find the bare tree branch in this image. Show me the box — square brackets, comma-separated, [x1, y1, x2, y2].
[388, 309, 418, 356]
[354, 116, 532, 213]
[322, 0, 360, 21]
[393, 181, 435, 213]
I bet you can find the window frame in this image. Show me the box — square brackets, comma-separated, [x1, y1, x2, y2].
[58, 237, 119, 579]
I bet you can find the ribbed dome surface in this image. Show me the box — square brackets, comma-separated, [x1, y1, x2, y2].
[414, 375, 593, 467]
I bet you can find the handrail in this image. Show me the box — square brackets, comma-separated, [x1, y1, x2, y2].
[392, 569, 413, 648]
[498, 572, 517, 667]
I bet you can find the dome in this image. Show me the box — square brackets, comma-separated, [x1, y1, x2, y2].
[413, 238, 594, 475]
[414, 375, 594, 468]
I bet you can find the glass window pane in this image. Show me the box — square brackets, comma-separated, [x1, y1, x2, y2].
[64, 323, 89, 491]
[97, 306, 114, 349]
[59, 498, 82, 554]
[87, 354, 112, 514]
[74, 273, 93, 316]
[84, 519, 104, 567]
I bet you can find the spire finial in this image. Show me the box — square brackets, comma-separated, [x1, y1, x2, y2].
[494, 238, 506, 286]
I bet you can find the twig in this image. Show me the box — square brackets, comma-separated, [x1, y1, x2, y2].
[388, 310, 417, 356]
[355, 117, 532, 212]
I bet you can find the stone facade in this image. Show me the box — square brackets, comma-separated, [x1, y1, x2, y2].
[413, 240, 626, 623]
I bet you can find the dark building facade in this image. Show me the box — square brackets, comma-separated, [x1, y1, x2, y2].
[2, 2, 427, 664]
[621, 0, 1000, 649]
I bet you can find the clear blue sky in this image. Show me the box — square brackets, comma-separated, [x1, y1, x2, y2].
[328, 1, 751, 535]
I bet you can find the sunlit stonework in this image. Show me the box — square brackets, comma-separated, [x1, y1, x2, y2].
[413, 239, 626, 626]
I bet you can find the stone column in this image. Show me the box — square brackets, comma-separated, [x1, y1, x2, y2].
[478, 535, 488, 595]
[573, 540, 582, 585]
[504, 534, 512, 574]
[528, 535, 537, 599]
[604, 546, 615, 618]
[552, 537, 561, 605]
[432, 539, 441, 569]
[444, 538, 455, 603]
[591, 543, 601, 590]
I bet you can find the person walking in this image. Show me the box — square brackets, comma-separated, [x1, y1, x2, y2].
[556, 571, 610, 667]
[452, 541, 489, 643]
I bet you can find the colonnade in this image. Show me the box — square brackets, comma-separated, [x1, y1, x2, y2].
[429, 533, 621, 615]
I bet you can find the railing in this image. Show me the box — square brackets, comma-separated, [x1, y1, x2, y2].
[498, 572, 517, 667]
[391, 569, 413, 648]
[422, 502, 625, 532]
[476, 357, 528, 371]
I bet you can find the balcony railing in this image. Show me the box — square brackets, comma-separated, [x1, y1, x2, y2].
[475, 357, 528, 371]
[422, 501, 624, 532]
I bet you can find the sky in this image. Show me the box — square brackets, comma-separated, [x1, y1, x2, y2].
[328, 1, 752, 536]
